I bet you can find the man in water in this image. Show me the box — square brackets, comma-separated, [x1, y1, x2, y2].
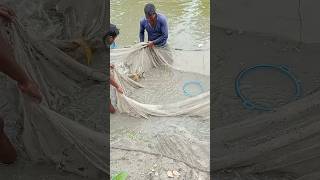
[103, 23, 119, 49]
[139, 3, 169, 48]
[0, 4, 42, 164]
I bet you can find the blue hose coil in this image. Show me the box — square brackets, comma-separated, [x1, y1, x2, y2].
[235, 64, 301, 111]
[183, 80, 204, 97]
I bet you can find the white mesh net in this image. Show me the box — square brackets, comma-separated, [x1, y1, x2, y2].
[111, 43, 210, 119]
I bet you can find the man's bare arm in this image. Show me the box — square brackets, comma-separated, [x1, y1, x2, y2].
[0, 34, 42, 102]
[0, 34, 30, 84]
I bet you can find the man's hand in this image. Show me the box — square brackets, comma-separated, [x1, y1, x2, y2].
[116, 86, 123, 94]
[0, 5, 16, 22]
[18, 80, 42, 103]
[147, 41, 154, 48]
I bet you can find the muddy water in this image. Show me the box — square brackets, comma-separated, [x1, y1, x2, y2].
[111, 0, 210, 75]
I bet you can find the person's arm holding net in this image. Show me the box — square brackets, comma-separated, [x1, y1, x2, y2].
[109, 65, 123, 93]
[0, 34, 42, 103]
[0, 4, 41, 165]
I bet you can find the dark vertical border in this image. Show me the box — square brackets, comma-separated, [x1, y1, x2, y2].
[210, 0, 217, 179]
[106, 0, 111, 178]
[210, 0, 215, 179]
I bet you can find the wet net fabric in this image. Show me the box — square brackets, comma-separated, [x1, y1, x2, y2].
[2, 0, 107, 41]
[110, 43, 210, 179]
[212, 89, 320, 179]
[0, 0, 108, 179]
[111, 43, 210, 119]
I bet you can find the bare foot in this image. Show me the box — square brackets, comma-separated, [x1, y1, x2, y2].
[0, 118, 17, 164]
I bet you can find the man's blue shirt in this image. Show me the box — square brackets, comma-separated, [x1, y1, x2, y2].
[139, 13, 168, 47]
[110, 42, 117, 49]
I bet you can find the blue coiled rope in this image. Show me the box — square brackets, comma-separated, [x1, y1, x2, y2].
[183, 80, 204, 97]
[235, 64, 301, 111]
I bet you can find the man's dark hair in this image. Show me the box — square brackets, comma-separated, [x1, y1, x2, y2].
[103, 24, 119, 46]
[144, 3, 156, 17]
[107, 24, 119, 38]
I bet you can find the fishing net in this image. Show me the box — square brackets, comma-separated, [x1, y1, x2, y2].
[0, 0, 210, 179]
[2, 0, 107, 40]
[0, 0, 108, 179]
[212, 89, 320, 179]
[212, 29, 320, 179]
[110, 43, 210, 179]
[110, 43, 210, 119]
